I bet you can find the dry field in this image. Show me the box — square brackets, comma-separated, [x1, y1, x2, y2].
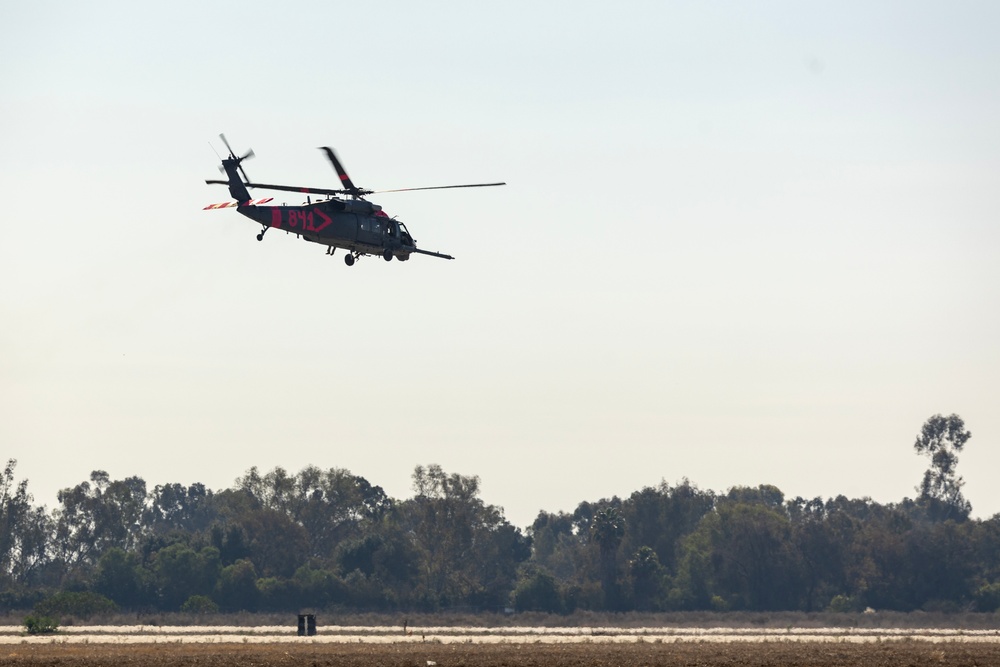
[5, 641, 1000, 666]
[3, 626, 1000, 666]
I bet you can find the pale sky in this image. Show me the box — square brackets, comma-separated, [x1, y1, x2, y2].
[2, 1, 998, 529]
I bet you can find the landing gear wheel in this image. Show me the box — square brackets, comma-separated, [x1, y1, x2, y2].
[344, 254, 355, 267]
[383, 249, 393, 262]
[256, 233, 264, 241]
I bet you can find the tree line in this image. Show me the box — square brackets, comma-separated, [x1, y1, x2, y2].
[2, 414, 998, 616]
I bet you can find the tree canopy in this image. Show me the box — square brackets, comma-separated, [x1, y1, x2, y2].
[2, 415, 997, 614]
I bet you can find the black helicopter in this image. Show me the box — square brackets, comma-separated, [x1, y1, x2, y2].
[204, 135, 504, 266]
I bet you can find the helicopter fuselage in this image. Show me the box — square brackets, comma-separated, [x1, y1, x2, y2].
[236, 199, 449, 263]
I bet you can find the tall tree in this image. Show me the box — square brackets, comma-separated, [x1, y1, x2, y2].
[154, 543, 220, 610]
[232, 465, 389, 560]
[0, 459, 51, 585]
[914, 414, 972, 520]
[591, 507, 625, 609]
[289, 466, 389, 558]
[628, 545, 664, 610]
[713, 500, 800, 610]
[143, 483, 216, 536]
[620, 480, 715, 576]
[787, 496, 850, 611]
[214, 558, 259, 611]
[402, 464, 528, 609]
[53, 471, 147, 565]
[94, 547, 148, 608]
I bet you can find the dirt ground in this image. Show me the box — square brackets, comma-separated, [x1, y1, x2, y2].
[4, 641, 1000, 666]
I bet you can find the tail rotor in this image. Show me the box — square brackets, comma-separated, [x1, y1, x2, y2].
[219, 133, 254, 184]
[212, 133, 254, 204]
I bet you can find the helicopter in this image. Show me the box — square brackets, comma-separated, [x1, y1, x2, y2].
[204, 135, 504, 266]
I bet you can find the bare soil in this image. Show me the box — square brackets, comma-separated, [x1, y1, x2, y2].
[4, 641, 1000, 666]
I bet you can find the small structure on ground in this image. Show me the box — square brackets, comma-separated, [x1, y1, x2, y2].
[297, 613, 317, 636]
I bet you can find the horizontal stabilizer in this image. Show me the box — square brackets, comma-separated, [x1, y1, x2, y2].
[203, 198, 273, 210]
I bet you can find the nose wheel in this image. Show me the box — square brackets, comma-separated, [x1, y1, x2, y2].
[344, 253, 356, 266]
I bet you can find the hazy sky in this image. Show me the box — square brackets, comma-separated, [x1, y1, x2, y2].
[2, 2, 998, 529]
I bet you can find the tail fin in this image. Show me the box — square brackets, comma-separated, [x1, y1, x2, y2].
[221, 157, 252, 204]
[216, 134, 254, 204]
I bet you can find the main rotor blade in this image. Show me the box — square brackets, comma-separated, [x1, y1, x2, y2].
[375, 182, 506, 194]
[205, 179, 361, 197]
[319, 147, 360, 196]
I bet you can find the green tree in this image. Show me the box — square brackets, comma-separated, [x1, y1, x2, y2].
[292, 563, 347, 609]
[214, 558, 259, 611]
[256, 576, 298, 611]
[674, 493, 801, 610]
[726, 484, 785, 509]
[288, 466, 390, 558]
[94, 547, 148, 608]
[209, 522, 251, 566]
[620, 480, 714, 577]
[513, 567, 563, 612]
[0, 460, 51, 586]
[466, 505, 532, 608]
[23, 615, 58, 634]
[903, 520, 976, 609]
[671, 513, 717, 609]
[591, 507, 625, 610]
[402, 464, 529, 609]
[787, 496, 851, 611]
[334, 529, 419, 597]
[231, 465, 389, 564]
[154, 543, 220, 610]
[529, 511, 584, 583]
[973, 582, 1000, 612]
[180, 594, 219, 614]
[712, 500, 800, 609]
[240, 508, 310, 578]
[53, 471, 147, 565]
[914, 414, 972, 520]
[143, 483, 216, 536]
[628, 546, 664, 610]
[852, 506, 915, 609]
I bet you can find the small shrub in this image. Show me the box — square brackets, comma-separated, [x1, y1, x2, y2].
[23, 615, 59, 635]
[709, 595, 730, 612]
[180, 594, 219, 614]
[513, 569, 564, 614]
[827, 594, 861, 613]
[974, 582, 1000, 612]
